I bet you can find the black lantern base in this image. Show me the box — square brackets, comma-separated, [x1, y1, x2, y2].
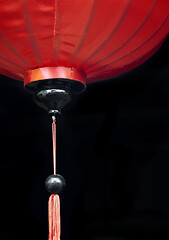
[25, 78, 86, 115]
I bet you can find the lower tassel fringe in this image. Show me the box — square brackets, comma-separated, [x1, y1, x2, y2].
[48, 194, 61, 240]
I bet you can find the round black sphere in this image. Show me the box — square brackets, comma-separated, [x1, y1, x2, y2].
[45, 174, 66, 194]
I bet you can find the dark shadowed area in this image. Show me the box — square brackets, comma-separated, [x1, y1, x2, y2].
[0, 36, 169, 240]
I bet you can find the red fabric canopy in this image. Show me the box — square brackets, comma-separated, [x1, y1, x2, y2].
[0, 0, 169, 85]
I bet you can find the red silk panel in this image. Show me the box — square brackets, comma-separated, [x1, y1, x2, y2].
[0, 0, 168, 85]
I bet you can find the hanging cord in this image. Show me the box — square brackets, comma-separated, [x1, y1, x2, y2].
[48, 115, 61, 240]
[52, 115, 57, 175]
[46, 114, 66, 240]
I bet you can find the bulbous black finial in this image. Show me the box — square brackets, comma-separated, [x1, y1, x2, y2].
[45, 174, 66, 194]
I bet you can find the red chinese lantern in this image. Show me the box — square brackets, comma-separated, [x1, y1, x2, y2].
[0, 1, 169, 240]
[0, 0, 168, 87]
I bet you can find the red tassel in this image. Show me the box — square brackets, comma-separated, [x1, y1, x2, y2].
[48, 194, 61, 240]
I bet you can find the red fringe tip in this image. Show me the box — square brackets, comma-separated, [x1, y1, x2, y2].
[48, 194, 61, 240]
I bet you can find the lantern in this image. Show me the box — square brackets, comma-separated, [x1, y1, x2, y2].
[0, 1, 169, 240]
[0, 0, 168, 87]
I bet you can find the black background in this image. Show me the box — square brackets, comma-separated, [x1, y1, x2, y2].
[0, 35, 169, 240]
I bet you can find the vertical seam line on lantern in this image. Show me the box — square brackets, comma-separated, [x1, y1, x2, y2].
[0, 61, 25, 73]
[0, 32, 30, 67]
[70, 0, 98, 64]
[0, 56, 25, 71]
[21, 0, 42, 66]
[89, 39, 163, 81]
[52, 0, 61, 63]
[78, 0, 133, 68]
[87, 38, 163, 82]
[0, 68, 24, 80]
[85, 0, 157, 71]
[89, 14, 169, 77]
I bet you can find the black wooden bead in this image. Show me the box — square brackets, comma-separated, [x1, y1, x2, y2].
[45, 174, 66, 194]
